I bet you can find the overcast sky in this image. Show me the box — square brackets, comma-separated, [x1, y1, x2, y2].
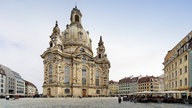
[0, 0, 192, 93]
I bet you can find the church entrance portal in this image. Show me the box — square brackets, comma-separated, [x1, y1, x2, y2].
[82, 89, 86, 97]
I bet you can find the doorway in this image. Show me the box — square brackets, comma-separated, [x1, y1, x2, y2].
[47, 88, 51, 96]
[82, 89, 86, 97]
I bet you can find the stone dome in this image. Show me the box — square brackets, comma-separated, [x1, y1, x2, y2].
[61, 7, 92, 52]
[62, 24, 91, 49]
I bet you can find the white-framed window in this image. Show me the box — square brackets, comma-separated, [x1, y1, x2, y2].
[179, 58, 182, 64]
[175, 81, 177, 88]
[185, 55, 188, 61]
[185, 66, 187, 73]
[82, 67, 86, 85]
[180, 80, 182, 86]
[49, 64, 52, 83]
[95, 70, 99, 86]
[180, 68, 182, 75]
[185, 78, 187, 86]
[64, 66, 70, 84]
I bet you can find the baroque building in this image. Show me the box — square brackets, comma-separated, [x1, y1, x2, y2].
[118, 77, 131, 95]
[163, 31, 192, 98]
[138, 76, 162, 92]
[41, 7, 110, 97]
[108, 80, 119, 96]
[129, 76, 140, 93]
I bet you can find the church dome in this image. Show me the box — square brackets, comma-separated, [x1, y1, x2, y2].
[62, 6, 92, 52]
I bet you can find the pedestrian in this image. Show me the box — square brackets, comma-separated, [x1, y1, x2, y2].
[118, 95, 122, 103]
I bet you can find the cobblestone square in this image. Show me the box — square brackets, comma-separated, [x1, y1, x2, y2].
[0, 97, 191, 108]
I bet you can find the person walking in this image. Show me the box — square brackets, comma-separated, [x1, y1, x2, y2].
[118, 95, 122, 103]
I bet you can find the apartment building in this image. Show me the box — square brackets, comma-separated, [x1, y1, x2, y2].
[163, 31, 192, 98]
[118, 77, 131, 94]
[138, 76, 163, 92]
[0, 64, 25, 97]
[13, 71, 25, 96]
[0, 67, 6, 97]
[108, 80, 118, 96]
[25, 80, 38, 97]
[130, 76, 140, 93]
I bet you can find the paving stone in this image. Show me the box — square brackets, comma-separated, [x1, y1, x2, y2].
[0, 97, 191, 108]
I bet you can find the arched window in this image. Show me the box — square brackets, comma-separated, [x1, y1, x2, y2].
[64, 66, 70, 84]
[95, 70, 99, 86]
[75, 15, 79, 22]
[82, 67, 86, 85]
[49, 64, 52, 83]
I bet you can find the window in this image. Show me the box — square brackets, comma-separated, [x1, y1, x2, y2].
[64, 88, 70, 94]
[64, 66, 70, 84]
[172, 82, 174, 88]
[184, 44, 188, 51]
[185, 78, 187, 86]
[82, 56, 86, 62]
[185, 55, 187, 61]
[180, 58, 182, 64]
[1, 84, 3, 87]
[78, 32, 83, 40]
[75, 15, 79, 22]
[175, 62, 177, 67]
[185, 66, 187, 73]
[172, 73, 174, 78]
[180, 68, 182, 75]
[95, 71, 99, 86]
[180, 80, 182, 86]
[99, 54, 101, 58]
[48, 64, 52, 83]
[1, 79, 3, 83]
[1, 89, 3, 93]
[82, 67, 86, 85]
[175, 81, 177, 88]
[175, 71, 177, 77]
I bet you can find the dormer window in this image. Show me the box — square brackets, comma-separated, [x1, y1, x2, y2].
[75, 15, 79, 22]
[78, 32, 83, 40]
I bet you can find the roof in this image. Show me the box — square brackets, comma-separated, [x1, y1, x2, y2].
[130, 77, 139, 83]
[109, 80, 118, 84]
[24, 80, 37, 88]
[163, 31, 192, 66]
[0, 68, 6, 76]
[138, 76, 154, 83]
[119, 77, 131, 83]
